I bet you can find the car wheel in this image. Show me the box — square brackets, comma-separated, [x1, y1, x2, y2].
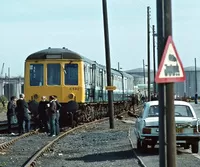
[191, 142, 199, 153]
[137, 139, 141, 149]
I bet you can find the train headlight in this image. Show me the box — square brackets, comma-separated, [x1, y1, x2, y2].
[68, 93, 75, 99]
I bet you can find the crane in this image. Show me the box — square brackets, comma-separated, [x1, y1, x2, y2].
[0, 63, 4, 78]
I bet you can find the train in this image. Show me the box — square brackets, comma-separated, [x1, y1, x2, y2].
[24, 47, 135, 126]
[164, 54, 180, 76]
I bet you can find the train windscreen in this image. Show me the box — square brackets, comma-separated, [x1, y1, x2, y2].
[47, 64, 61, 85]
[64, 64, 78, 85]
[30, 64, 44, 86]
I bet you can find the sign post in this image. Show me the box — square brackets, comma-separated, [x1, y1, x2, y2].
[155, 36, 186, 167]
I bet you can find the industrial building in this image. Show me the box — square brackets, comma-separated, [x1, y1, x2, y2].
[0, 77, 24, 101]
[126, 66, 200, 98]
[174, 66, 200, 98]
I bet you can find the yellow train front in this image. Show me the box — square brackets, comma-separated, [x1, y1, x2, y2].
[24, 47, 85, 104]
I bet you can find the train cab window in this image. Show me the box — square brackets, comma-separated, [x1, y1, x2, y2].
[30, 64, 44, 86]
[47, 64, 61, 85]
[64, 64, 78, 85]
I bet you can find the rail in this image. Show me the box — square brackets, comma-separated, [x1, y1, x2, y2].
[24, 105, 142, 167]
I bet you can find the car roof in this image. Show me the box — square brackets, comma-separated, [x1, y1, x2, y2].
[145, 100, 191, 107]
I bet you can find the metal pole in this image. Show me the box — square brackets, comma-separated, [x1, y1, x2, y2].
[152, 25, 156, 94]
[156, 0, 166, 166]
[147, 6, 151, 101]
[8, 67, 10, 100]
[102, 0, 114, 129]
[143, 59, 146, 84]
[195, 58, 198, 104]
[118, 62, 120, 71]
[164, 0, 176, 166]
[195, 58, 197, 93]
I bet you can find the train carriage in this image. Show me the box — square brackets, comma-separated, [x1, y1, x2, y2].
[24, 47, 135, 126]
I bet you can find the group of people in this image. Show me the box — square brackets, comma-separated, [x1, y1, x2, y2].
[7, 94, 61, 137]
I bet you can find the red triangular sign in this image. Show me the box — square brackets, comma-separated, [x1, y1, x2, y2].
[155, 36, 186, 83]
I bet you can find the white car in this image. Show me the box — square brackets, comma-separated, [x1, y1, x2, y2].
[134, 100, 200, 153]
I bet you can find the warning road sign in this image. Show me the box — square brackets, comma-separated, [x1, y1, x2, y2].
[155, 36, 186, 83]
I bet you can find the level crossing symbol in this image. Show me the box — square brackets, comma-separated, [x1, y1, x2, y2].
[155, 36, 186, 83]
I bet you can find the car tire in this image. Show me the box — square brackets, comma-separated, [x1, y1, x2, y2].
[191, 142, 199, 153]
[137, 139, 141, 149]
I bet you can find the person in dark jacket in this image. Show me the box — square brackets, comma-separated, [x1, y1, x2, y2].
[53, 95, 61, 135]
[16, 93, 31, 135]
[47, 96, 57, 137]
[131, 94, 136, 111]
[28, 99, 39, 130]
[38, 96, 49, 133]
[7, 96, 17, 134]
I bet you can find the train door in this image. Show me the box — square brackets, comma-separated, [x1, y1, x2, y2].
[84, 64, 90, 102]
[89, 63, 96, 102]
[99, 69, 104, 101]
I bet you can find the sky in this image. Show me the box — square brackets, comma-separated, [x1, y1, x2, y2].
[0, 0, 199, 77]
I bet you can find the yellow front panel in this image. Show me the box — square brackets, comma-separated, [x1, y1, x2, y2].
[24, 59, 85, 103]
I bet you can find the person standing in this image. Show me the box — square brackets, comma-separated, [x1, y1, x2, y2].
[7, 96, 17, 135]
[53, 95, 61, 136]
[47, 96, 57, 137]
[38, 96, 49, 134]
[131, 94, 135, 111]
[16, 93, 31, 135]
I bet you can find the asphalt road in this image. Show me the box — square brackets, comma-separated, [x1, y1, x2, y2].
[128, 102, 200, 167]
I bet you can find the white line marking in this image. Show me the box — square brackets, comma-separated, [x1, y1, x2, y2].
[177, 148, 200, 160]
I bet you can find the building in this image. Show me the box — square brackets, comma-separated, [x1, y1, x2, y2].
[0, 77, 24, 100]
[125, 68, 155, 84]
[126, 66, 200, 98]
[174, 66, 200, 97]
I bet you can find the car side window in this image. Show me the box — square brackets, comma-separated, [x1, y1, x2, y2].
[175, 105, 193, 117]
[148, 105, 159, 117]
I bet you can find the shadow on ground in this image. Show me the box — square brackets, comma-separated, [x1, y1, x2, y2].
[65, 149, 135, 162]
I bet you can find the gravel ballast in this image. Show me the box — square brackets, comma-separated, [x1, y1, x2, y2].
[37, 119, 140, 167]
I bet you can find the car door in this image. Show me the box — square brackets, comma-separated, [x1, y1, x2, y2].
[135, 105, 145, 136]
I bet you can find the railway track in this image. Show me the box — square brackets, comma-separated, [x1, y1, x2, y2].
[0, 105, 142, 167]
[23, 105, 142, 167]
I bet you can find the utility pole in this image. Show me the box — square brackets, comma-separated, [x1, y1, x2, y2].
[164, 0, 176, 166]
[156, 0, 166, 167]
[143, 59, 146, 84]
[8, 67, 10, 101]
[195, 58, 197, 93]
[195, 58, 198, 104]
[152, 25, 156, 94]
[147, 6, 151, 101]
[102, 0, 114, 129]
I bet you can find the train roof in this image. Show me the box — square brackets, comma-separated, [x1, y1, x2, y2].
[26, 48, 83, 60]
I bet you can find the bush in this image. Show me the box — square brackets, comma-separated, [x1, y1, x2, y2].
[0, 95, 7, 102]
[0, 95, 7, 107]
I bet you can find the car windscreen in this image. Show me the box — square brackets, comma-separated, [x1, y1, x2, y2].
[147, 105, 193, 117]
